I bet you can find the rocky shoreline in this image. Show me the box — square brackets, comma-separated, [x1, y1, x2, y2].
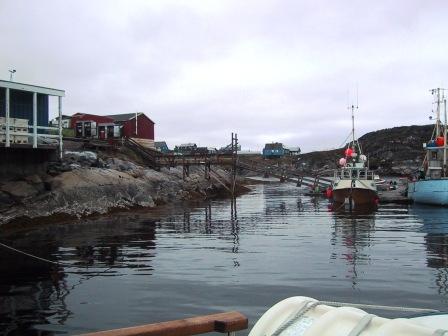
[0, 154, 239, 228]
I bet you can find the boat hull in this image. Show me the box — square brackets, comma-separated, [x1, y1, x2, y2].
[408, 179, 448, 205]
[332, 178, 378, 207]
[333, 187, 378, 206]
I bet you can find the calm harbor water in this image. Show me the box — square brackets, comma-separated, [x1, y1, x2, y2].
[1, 183, 448, 335]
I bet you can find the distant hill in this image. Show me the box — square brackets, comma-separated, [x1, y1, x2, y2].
[298, 124, 433, 176]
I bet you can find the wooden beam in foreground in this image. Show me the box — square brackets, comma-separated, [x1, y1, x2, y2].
[79, 311, 248, 336]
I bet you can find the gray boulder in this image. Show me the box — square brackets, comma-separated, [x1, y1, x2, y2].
[1, 181, 38, 199]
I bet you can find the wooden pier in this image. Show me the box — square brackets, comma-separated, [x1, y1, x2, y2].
[117, 135, 332, 191]
[378, 188, 412, 204]
[76, 135, 415, 204]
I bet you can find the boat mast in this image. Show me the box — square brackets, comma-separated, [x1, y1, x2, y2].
[436, 88, 441, 137]
[351, 99, 359, 154]
[351, 104, 355, 146]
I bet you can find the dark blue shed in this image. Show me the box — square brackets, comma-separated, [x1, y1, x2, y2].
[263, 142, 286, 158]
[0, 88, 49, 127]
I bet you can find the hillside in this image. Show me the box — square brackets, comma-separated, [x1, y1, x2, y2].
[298, 124, 434, 176]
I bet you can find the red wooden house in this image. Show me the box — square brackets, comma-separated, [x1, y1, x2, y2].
[70, 113, 115, 138]
[70, 113, 114, 128]
[107, 113, 155, 148]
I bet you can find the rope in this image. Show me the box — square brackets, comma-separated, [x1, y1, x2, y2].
[318, 300, 440, 313]
[348, 314, 374, 336]
[339, 131, 353, 148]
[0, 242, 70, 266]
[271, 300, 319, 336]
[333, 201, 347, 212]
[0, 242, 114, 273]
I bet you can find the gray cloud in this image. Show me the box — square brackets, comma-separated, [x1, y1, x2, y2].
[0, 0, 446, 152]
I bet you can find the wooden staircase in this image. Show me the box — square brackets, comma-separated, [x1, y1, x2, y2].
[124, 137, 160, 169]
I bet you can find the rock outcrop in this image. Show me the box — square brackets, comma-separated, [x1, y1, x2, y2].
[298, 124, 433, 176]
[0, 158, 233, 226]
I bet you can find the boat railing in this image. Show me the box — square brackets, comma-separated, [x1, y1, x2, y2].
[428, 160, 442, 169]
[334, 169, 375, 180]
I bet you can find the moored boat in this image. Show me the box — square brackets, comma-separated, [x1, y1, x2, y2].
[374, 174, 386, 185]
[408, 88, 448, 205]
[331, 104, 378, 208]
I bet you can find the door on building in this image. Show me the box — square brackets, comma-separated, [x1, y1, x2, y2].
[76, 122, 84, 137]
[84, 122, 92, 137]
[98, 126, 106, 140]
[107, 126, 114, 139]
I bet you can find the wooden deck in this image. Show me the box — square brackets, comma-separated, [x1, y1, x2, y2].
[0, 142, 58, 150]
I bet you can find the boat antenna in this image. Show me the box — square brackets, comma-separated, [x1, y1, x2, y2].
[347, 89, 350, 112]
[350, 85, 359, 143]
[351, 104, 355, 145]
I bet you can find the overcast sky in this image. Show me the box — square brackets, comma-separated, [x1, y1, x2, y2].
[1, 0, 447, 152]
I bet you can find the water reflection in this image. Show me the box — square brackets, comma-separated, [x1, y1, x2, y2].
[230, 198, 240, 255]
[411, 206, 448, 296]
[296, 198, 304, 212]
[2, 184, 448, 335]
[162, 199, 241, 259]
[0, 217, 157, 335]
[330, 211, 376, 289]
[0, 242, 71, 335]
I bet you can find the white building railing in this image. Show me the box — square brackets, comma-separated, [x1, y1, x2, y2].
[0, 81, 65, 158]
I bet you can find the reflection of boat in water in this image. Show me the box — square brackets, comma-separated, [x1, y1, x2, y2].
[408, 88, 448, 205]
[410, 205, 448, 295]
[330, 211, 375, 288]
[331, 103, 378, 208]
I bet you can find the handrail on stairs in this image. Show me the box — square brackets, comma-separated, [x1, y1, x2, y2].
[124, 137, 159, 168]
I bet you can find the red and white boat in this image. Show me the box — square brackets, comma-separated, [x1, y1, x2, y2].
[331, 104, 378, 208]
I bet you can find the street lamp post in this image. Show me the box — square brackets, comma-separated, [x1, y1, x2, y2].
[9, 69, 16, 81]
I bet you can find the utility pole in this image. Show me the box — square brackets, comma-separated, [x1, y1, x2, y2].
[231, 132, 238, 196]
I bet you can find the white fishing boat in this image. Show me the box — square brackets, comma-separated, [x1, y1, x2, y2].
[330, 104, 378, 208]
[249, 296, 448, 336]
[374, 174, 386, 185]
[408, 88, 448, 205]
